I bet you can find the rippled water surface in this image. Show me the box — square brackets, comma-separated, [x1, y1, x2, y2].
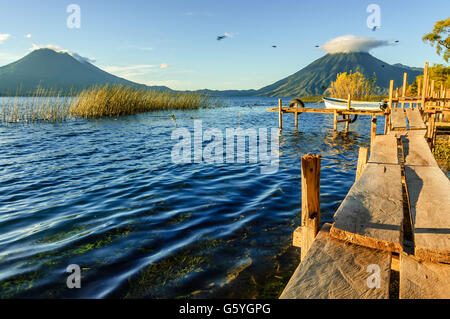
[0, 97, 388, 298]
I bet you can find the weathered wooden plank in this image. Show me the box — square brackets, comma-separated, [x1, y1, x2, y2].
[330, 163, 404, 253]
[280, 223, 391, 299]
[390, 108, 407, 130]
[368, 135, 399, 164]
[400, 252, 450, 299]
[402, 135, 438, 167]
[405, 108, 426, 129]
[404, 165, 450, 263]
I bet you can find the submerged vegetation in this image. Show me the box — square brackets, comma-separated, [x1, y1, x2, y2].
[0, 85, 210, 123]
[325, 71, 377, 100]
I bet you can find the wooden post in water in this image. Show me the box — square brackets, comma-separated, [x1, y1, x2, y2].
[421, 62, 429, 109]
[333, 110, 337, 132]
[344, 95, 351, 133]
[278, 98, 283, 130]
[371, 115, 377, 149]
[301, 154, 321, 260]
[418, 78, 421, 98]
[294, 110, 298, 129]
[356, 147, 369, 181]
[385, 80, 394, 134]
[430, 80, 435, 101]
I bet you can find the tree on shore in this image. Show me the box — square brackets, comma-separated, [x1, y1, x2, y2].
[422, 18, 450, 62]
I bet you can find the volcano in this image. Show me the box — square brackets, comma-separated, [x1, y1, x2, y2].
[0, 48, 171, 94]
[256, 52, 423, 97]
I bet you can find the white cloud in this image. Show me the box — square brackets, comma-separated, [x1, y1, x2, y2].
[320, 35, 392, 54]
[224, 32, 237, 38]
[0, 34, 11, 44]
[159, 63, 171, 69]
[25, 34, 31, 38]
[101, 64, 156, 78]
[29, 43, 96, 64]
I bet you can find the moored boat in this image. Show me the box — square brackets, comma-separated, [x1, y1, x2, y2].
[323, 97, 386, 111]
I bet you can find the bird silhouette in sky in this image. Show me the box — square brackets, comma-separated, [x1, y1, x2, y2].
[395, 40, 399, 43]
[217, 35, 226, 41]
[272, 45, 277, 48]
[315, 45, 319, 47]
[372, 26, 379, 31]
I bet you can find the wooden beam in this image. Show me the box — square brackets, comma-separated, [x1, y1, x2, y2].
[280, 223, 391, 299]
[404, 165, 450, 263]
[301, 154, 321, 260]
[400, 253, 450, 299]
[402, 72, 407, 97]
[294, 111, 298, 129]
[405, 108, 426, 130]
[330, 163, 404, 253]
[390, 108, 407, 131]
[369, 135, 399, 164]
[356, 147, 369, 181]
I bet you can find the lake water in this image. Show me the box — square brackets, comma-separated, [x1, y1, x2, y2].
[0, 96, 387, 298]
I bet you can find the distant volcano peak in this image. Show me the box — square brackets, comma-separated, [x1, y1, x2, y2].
[256, 52, 423, 97]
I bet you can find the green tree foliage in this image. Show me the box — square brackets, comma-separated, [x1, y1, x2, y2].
[422, 18, 450, 62]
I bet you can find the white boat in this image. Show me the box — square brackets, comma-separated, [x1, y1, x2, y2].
[323, 97, 386, 111]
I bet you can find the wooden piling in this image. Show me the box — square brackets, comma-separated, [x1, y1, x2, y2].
[421, 62, 429, 109]
[385, 80, 394, 134]
[356, 147, 369, 181]
[401, 73, 407, 109]
[301, 154, 321, 260]
[333, 110, 337, 132]
[294, 111, 298, 129]
[278, 98, 283, 130]
[371, 115, 377, 149]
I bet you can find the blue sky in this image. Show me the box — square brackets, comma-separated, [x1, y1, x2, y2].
[0, 0, 448, 90]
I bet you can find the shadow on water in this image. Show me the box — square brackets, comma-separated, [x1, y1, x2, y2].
[0, 97, 372, 298]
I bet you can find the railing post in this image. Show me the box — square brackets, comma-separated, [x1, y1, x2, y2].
[385, 80, 394, 134]
[301, 154, 321, 260]
[356, 147, 369, 181]
[421, 62, 429, 109]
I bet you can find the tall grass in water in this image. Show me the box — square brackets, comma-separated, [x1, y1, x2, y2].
[325, 71, 377, 100]
[1, 88, 72, 123]
[69, 85, 208, 118]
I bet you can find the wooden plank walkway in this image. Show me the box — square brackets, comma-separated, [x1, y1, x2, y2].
[390, 108, 407, 131]
[402, 135, 438, 167]
[400, 253, 450, 299]
[405, 165, 450, 263]
[330, 163, 404, 253]
[368, 135, 398, 164]
[405, 108, 426, 130]
[280, 224, 391, 299]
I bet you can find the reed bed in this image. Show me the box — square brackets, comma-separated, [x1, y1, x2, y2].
[325, 71, 377, 100]
[69, 85, 209, 118]
[0, 85, 210, 123]
[0, 88, 72, 123]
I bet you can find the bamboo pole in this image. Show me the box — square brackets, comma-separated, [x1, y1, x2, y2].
[356, 147, 369, 181]
[371, 115, 377, 150]
[278, 98, 282, 130]
[385, 80, 394, 134]
[421, 62, 429, 109]
[301, 154, 321, 260]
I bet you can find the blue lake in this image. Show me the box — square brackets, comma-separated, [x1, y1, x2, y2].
[0, 96, 388, 298]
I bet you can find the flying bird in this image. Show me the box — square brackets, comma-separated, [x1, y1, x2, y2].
[372, 26, 378, 31]
[315, 45, 319, 48]
[272, 45, 277, 48]
[394, 40, 399, 43]
[217, 35, 226, 41]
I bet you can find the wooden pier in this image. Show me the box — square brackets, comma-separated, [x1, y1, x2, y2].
[277, 64, 450, 299]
